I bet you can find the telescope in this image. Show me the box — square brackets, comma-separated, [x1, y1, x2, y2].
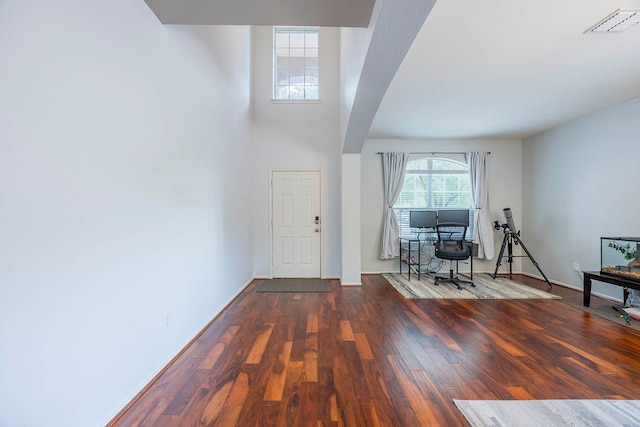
[493, 207, 518, 234]
[492, 207, 551, 287]
[503, 208, 517, 233]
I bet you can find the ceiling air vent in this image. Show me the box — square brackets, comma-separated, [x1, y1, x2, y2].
[586, 9, 640, 33]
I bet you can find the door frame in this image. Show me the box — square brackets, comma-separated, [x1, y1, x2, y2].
[269, 169, 323, 279]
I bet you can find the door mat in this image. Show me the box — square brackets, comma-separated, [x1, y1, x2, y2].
[256, 278, 332, 293]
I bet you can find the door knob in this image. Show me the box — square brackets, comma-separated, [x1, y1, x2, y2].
[315, 228, 320, 232]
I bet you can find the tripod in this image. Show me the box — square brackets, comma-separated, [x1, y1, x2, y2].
[492, 230, 551, 287]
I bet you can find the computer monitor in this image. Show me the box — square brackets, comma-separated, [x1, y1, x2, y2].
[409, 210, 437, 229]
[437, 209, 470, 226]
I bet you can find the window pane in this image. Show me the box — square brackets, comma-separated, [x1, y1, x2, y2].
[275, 33, 289, 48]
[432, 193, 445, 207]
[444, 176, 458, 190]
[276, 85, 290, 99]
[275, 47, 290, 56]
[415, 175, 428, 191]
[406, 159, 429, 171]
[289, 59, 305, 71]
[394, 157, 474, 237]
[289, 48, 305, 59]
[305, 56, 318, 68]
[305, 32, 318, 48]
[290, 85, 305, 99]
[273, 27, 319, 100]
[290, 33, 305, 48]
[404, 175, 416, 190]
[414, 192, 428, 207]
[431, 176, 444, 191]
[432, 159, 466, 170]
[396, 192, 413, 207]
[304, 72, 317, 85]
[276, 67, 289, 85]
[305, 85, 318, 99]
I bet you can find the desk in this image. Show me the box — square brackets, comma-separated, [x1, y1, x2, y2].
[399, 236, 474, 282]
[399, 238, 423, 281]
[583, 270, 640, 307]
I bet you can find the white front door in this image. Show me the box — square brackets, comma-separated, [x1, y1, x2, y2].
[271, 170, 321, 278]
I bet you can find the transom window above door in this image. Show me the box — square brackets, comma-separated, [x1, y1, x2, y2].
[273, 27, 318, 101]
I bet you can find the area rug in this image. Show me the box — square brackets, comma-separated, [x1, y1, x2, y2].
[573, 304, 640, 332]
[454, 399, 640, 427]
[382, 273, 561, 300]
[255, 278, 332, 293]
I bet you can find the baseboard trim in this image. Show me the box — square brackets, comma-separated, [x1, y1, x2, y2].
[520, 272, 623, 303]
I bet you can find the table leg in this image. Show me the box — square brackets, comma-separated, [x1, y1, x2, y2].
[624, 288, 629, 306]
[583, 273, 592, 307]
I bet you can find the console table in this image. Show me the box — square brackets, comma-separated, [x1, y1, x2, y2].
[583, 270, 640, 307]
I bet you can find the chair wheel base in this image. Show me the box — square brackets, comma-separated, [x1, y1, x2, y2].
[434, 276, 474, 290]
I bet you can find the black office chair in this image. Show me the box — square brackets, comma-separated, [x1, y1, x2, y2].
[433, 222, 475, 289]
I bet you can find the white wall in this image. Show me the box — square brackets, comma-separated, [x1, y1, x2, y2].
[522, 97, 640, 299]
[0, 1, 253, 425]
[361, 139, 523, 274]
[251, 26, 343, 278]
[341, 154, 362, 285]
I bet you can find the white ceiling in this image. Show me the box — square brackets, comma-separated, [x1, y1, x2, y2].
[144, 0, 640, 142]
[370, 0, 640, 140]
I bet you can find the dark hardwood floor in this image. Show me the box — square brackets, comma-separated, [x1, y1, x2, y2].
[109, 274, 640, 426]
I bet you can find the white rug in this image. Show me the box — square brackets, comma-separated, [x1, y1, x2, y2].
[382, 273, 561, 300]
[454, 399, 640, 427]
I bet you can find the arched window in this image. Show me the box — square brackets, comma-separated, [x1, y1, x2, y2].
[394, 157, 473, 237]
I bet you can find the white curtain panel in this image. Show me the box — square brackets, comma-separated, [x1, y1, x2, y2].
[466, 152, 495, 260]
[380, 152, 409, 260]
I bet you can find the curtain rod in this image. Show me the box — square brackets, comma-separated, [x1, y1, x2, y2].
[376, 151, 490, 155]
